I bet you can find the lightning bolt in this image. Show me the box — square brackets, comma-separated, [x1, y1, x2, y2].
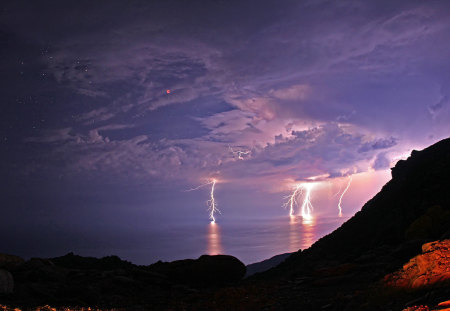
[208, 179, 219, 223]
[186, 179, 220, 223]
[284, 183, 316, 220]
[283, 185, 302, 217]
[185, 180, 214, 192]
[229, 146, 250, 160]
[337, 175, 352, 217]
[300, 183, 314, 220]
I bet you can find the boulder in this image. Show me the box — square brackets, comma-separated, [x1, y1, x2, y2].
[195, 255, 246, 284]
[0, 253, 24, 270]
[0, 269, 14, 294]
[149, 255, 246, 286]
[18, 258, 67, 283]
[384, 239, 450, 288]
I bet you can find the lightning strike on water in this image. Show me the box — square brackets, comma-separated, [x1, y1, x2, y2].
[208, 179, 219, 223]
[186, 179, 220, 223]
[284, 183, 316, 220]
[300, 183, 314, 220]
[338, 176, 352, 217]
[229, 145, 250, 160]
[283, 185, 302, 218]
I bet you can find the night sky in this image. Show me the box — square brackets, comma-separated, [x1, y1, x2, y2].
[1, 0, 450, 263]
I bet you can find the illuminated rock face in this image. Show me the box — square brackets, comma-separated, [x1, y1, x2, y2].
[384, 240, 450, 288]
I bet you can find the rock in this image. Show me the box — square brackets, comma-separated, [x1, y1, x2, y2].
[196, 255, 246, 284]
[149, 255, 246, 286]
[384, 240, 450, 289]
[23, 257, 55, 269]
[49, 252, 134, 271]
[0, 269, 14, 294]
[18, 258, 67, 283]
[404, 206, 450, 241]
[437, 300, 450, 308]
[0, 253, 24, 270]
[313, 263, 357, 278]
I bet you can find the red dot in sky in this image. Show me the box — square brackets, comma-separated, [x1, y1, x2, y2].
[166, 89, 171, 94]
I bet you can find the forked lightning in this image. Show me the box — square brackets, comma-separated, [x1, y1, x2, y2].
[186, 179, 220, 223]
[284, 183, 316, 219]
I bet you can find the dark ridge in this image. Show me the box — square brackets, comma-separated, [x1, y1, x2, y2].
[49, 252, 135, 271]
[245, 252, 291, 277]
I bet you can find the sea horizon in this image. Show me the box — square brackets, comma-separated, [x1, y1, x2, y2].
[8, 213, 351, 266]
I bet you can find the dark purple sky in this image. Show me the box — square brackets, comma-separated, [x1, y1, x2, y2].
[1, 0, 450, 260]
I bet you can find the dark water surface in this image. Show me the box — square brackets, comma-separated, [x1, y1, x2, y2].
[72, 215, 349, 265]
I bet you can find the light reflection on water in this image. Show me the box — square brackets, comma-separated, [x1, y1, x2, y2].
[206, 222, 223, 255]
[289, 215, 317, 252]
[72, 215, 348, 265]
[201, 215, 345, 264]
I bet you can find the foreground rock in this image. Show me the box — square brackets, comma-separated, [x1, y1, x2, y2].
[0, 270, 13, 294]
[149, 255, 246, 287]
[0, 253, 246, 309]
[402, 299, 450, 311]
[385, 240, 450, 288]
[0, 254, 24, 271]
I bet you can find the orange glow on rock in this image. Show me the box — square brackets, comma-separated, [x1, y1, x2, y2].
[384, 240, 450, 289]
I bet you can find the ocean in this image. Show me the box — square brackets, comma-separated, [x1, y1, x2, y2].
[71, 215, 350, 265]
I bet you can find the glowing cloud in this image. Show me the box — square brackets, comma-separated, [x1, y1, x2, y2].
[229, 145, 251, 160]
